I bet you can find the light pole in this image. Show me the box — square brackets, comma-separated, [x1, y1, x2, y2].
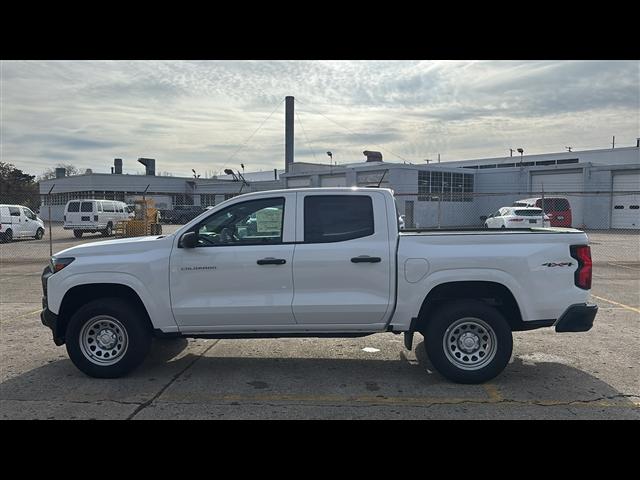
[326, 151, 333, 165]
[517, 148, 524, 166]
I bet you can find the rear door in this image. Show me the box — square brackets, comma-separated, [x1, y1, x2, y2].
[292, 192, 392, 326]
[80, 201, 94, 227]
[65, 201, 81, 226]
[8, 206, 23, 236]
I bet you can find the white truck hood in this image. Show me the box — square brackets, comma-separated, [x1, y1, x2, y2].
[54, 235, 173, 258]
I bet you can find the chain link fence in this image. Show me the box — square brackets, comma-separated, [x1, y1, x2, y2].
[1, 188, 639, 267]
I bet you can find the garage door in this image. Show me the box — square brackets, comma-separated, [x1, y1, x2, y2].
[612, 172, 640, 230]
[531, 171, 583, 228]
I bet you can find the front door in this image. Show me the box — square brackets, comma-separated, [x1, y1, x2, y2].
[20, 207, 37, 236]
[170, 194, 297, 329]
[292, 192, 392, 327]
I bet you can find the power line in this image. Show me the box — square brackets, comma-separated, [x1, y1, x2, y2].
[295, 109, 319, 163]
[221, 98, 285, 172]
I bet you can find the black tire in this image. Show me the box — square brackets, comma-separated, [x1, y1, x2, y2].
[500, 225, 506, 229]
[423, 300, 513, 384]
[73, 230, 83, 238]
[34, 228, 44, 240]
[101, 222, 113, 237]
[4, 229, 13, 242]
[65, 298, 152, 378]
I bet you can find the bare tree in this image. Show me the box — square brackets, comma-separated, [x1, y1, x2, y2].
[39, 164, 79, 180]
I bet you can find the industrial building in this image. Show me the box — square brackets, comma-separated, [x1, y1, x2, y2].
[281, 146, 640, 230]
[39, 158, 283, 221]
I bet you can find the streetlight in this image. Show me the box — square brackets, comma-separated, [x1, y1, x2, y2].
[326, 151, 333, 165]
[517, 148, 524, 166]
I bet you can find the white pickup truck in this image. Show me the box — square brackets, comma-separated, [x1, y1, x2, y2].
[40, 188, 597, 383]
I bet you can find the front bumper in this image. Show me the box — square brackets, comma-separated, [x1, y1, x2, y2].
[40, 265, 65, 345]
[41, 307, 64, 345]
[555, 303, 598, 332]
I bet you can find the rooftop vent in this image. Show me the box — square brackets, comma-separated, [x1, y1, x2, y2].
[363, 150, 383, 162]
[55, 167, 66, 179]
[114, 158, 123, 174]
[138, 158, 156, 176]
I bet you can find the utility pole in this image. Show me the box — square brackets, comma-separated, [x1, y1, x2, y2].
[612, 136, 615, 149]
[509, 148, 515, 157]
[285, 96, 294, 173]
[438, 153, 441, 163]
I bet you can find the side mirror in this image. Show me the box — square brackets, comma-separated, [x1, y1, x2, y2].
[180, 231, 198, 248]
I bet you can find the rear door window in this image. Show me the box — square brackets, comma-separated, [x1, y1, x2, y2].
[67, 202, 80, 212]
[80, 202, 93, 212]
[554, 198, 570, 211]
[304, 195, 374, 243]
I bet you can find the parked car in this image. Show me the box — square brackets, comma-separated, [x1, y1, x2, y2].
[158, 206, 206, 224]
[0, 204, 45, 242]
[485, 207, 550, 229]
[64, 200, 130, 238]
[41, 188, 597, 383]
[513, 197, 572, 227]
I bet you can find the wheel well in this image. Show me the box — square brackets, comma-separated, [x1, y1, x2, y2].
[57, 284, 152, 341]
[414, 281, 525, 332]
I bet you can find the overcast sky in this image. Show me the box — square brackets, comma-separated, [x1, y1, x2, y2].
[1, 60, 638, 178]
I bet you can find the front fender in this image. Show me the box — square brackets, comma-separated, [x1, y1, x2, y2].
[48, 271, 178, 332]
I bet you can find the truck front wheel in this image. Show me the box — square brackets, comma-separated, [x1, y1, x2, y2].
[423, 300, 513, 384]
[65, 298, 152, 378]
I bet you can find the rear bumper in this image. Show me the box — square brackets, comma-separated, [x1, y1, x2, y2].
[554, 303, 598, 332]
[64, 225, 103, 230]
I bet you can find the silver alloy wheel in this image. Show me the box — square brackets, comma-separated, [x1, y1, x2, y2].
[443, 317, 497, 371]
[79, 315, 129, 366]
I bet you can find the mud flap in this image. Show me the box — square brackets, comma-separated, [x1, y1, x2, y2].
[404, 331, 414, 350]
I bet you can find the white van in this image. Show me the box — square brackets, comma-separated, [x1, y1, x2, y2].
[64, 200, 129, 238]
[0, 204, 45, 242]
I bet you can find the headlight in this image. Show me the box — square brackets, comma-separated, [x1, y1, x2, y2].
[51, 257, 75, 273]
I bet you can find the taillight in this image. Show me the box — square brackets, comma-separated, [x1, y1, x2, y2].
[64, 215, 66, 221]
[94, 215, 98, 221]
[570, 245, 592, 290]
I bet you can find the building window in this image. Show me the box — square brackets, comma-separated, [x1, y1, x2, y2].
[419, 171, 474, 202]
[200, 194, 217, 207]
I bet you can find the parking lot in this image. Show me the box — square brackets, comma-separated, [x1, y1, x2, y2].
[1, 228, 638, 419]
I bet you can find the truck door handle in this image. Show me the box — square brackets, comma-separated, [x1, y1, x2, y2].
[257, 258, 287, 265]
[351, 256, 382, 263]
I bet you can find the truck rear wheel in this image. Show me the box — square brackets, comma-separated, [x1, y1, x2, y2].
[423, 300, 512, 384]
[101, 223, 113, 237]
[73, 230, 83, 238]
[65, 298, 152, 378]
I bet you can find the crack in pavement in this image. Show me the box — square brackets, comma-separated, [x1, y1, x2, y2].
[125, 340, 220, 420]
[141, 393, 640, 410]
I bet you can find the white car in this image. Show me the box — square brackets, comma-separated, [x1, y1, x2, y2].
[485, 206, 550, 229]
[0, 204, 45, 242]
[42, 188, 596, 383]
[64, 199, 130, 238]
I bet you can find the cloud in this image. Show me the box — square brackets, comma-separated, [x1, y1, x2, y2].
[1, 60, 638, 177]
